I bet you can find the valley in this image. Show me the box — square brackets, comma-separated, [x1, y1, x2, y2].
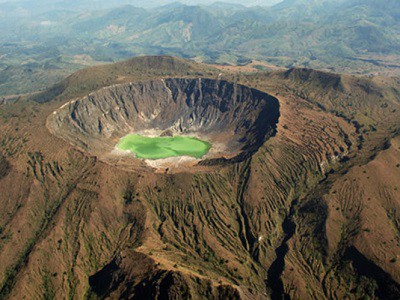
[0, 0, 400, 298]
[1, 0, 400, 97]
[0, 56, 398, 299]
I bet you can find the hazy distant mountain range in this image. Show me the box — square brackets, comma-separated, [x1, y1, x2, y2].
[0, 0, 283, 9]
[0, 2, 400, 300]
[0, 0, 399, 95]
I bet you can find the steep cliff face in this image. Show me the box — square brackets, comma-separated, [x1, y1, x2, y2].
[1, 57, 399, 300]
[47, 78, 280, 169]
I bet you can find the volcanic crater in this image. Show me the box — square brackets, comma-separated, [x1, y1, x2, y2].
[47, 78, 280, 171]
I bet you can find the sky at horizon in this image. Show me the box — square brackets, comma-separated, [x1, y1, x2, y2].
[0, 0, 284, 7]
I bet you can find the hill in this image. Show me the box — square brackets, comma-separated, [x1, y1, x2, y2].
[1, 0, 400, 96]
[0, 56, 399, 299]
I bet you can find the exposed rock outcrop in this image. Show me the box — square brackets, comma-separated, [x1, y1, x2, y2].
[47, 78, 279, 169]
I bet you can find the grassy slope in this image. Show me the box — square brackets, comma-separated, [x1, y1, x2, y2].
[0, 56, 399, 299]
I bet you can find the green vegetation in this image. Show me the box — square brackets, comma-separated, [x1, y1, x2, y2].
[41, 270, 55, 300]
[117, 134, 211, 159]
[1, 0, 399, 96]
[0, 150, 96, 299]
[0, 17, 399, 298]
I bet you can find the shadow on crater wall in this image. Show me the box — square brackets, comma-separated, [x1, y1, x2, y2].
[48, 78, 280, 167]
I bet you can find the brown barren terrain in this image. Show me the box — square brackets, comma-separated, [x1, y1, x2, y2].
[0, 56, 399, 299]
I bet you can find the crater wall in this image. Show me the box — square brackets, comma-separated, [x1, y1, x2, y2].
[47, 78, 280, 168]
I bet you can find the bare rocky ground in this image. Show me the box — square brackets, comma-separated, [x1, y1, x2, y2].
[47, 78, 280, 173]
[0, 56, 399, 299]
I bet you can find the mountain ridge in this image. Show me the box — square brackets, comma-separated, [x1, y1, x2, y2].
[1, 0, 400, 96]
[0, 56, 399, 299]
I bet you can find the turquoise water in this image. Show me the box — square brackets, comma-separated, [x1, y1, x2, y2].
[117, 134, 211, 159]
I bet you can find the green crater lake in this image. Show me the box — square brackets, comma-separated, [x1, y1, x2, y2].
[117, 134, 211, 160]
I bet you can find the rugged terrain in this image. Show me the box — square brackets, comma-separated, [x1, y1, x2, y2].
[1, 0, 400, 96]
[47, 78, 279, 171]
[0, 56, 399, 299]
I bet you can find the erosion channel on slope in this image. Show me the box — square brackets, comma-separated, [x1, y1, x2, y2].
[47, 78, 280, 172]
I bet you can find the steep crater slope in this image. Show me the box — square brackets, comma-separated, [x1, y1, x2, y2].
[47, 78, 280, 171]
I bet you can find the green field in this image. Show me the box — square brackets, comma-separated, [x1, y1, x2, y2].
[117, 134, 211, 159]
